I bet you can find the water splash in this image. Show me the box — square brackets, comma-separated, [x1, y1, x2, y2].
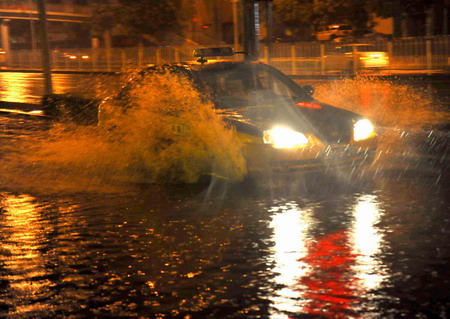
[2, 72, 246, 191]
[314, 76, 448, 130]
[313, 76, 449, 177]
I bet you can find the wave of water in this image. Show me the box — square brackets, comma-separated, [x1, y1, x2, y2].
[314, 76, 449, 172]
[0, 72, 246, 192]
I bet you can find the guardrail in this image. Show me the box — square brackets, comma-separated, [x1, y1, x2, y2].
[0, 0, 90, 15]
[4, 35, 449, 74]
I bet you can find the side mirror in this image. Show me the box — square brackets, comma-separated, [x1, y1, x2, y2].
[303, 85, 314, 97]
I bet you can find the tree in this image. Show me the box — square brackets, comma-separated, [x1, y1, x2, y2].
[274, 0, 437, 32]
[91, 0, 182, 45]
[274, 0, 369, 31]
[368, 0, 436, 18]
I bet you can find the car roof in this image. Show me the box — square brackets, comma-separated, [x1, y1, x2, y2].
[143, 60, 263, 73]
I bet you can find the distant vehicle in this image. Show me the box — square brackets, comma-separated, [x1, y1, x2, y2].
[315, 24, 352, 41]
[324, 44, 389, 73]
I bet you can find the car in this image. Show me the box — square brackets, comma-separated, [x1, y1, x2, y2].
[324, 43, 389, 73]
[315, 24, 353, 41]
[94, 47, 378, 178]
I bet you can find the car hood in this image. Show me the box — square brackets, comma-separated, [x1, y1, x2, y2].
[217, 100, 362, 145]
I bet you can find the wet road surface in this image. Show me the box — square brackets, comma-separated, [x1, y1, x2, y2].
[0, 73, 449, 318]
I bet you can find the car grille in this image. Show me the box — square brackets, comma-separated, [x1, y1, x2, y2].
[321, 126, 352, 145]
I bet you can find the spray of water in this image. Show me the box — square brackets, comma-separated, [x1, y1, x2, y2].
[106, 71, 247, 183]
[314, 76, 448, 130]
[313, 76, 449, 175]
[6, 72, 246, 190]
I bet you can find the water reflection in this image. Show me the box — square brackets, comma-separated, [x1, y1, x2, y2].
[350, 195, 388, 292]
[0, 72, 117, 105]
[268, 202, 316, 315]
[0, 192, 83, 317]
[0, 73, 40, 104]
[1, 193, 51, 315]
[268, 194, 389, 318]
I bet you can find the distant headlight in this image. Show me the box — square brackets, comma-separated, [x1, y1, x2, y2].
[353, 119, 375, 141]
[263, 126, 308, 149]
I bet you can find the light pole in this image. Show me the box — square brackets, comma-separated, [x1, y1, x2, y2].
[243, 0, 260, 60]
[231, 0, 240, 52]
[242, 0, 273, 61]
[36, 0, 53, 95]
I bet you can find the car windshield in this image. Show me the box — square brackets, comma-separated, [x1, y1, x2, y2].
[196, 64, 307, 109]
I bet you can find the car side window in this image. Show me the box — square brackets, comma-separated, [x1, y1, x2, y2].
[256, 69, 298, 100]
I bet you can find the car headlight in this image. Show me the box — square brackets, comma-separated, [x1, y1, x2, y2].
[353, 119, 375, 141]
[263, 126, 308, 149]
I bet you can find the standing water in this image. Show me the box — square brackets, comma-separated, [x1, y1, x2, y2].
[0, 72, 449, 318]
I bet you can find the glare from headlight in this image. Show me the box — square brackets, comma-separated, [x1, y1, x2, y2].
[263, 126, 308, 149]
[353, 119, 375, 141]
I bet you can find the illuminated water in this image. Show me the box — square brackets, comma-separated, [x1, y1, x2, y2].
[0, 73, 449, 318]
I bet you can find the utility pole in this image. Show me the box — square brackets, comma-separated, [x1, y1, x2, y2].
[243, 0, 260, 60]
[264, 0, 273, 64]
[231, 0, 240, 52]
[242, 0, 272, 61]
[36, 0, 53, 95]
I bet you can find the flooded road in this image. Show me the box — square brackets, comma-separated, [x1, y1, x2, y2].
[0, 72, 449, 318]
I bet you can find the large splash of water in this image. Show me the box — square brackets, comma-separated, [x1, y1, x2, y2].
[2, 75, 447, 193]
[313, 76, 448, 130]
[3, 72, 246, 191]
[313, 76, 449, 176]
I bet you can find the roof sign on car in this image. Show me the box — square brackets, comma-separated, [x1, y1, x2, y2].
[193, 47, 249, 64]
[193, 47, 234, 58]
[193, 47, 234, 64]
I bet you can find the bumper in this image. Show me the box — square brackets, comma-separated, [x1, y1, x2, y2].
[243, 137, 378, 175]
[361, 59, 389, 69]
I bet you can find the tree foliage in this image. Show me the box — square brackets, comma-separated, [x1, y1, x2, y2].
[91, 0, 181, 43]
[368, 0, 435, 18]
[274, 0, 436, 35]
[274, 0, 368, 30]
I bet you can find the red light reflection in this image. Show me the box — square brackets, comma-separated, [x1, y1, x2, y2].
[299, 231, 360, 318]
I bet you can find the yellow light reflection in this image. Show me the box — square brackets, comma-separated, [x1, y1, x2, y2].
[0, 193, 82, 315]
[1, 193, 49, 293]
[0, 73, 34, 103]
[268, 202, 316, 316]
[350, 194, 389, 291]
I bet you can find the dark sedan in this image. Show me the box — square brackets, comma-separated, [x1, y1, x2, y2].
[98, 48, 378, 176]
